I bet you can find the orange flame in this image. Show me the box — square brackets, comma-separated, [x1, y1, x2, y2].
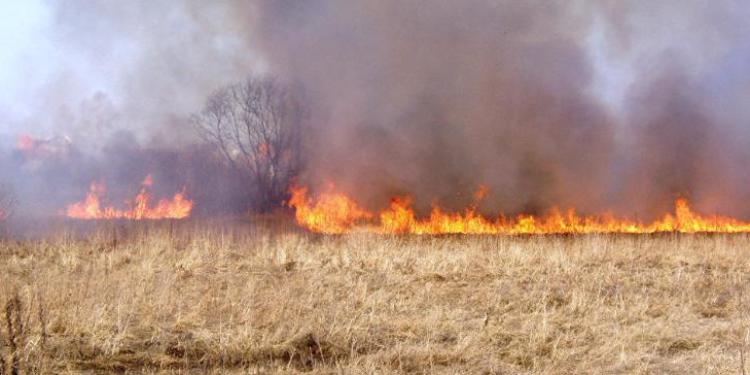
[287, 185, 371, 233]
[15, 133, 72, 164]
[66, 175, 193, 220]
[16, 134, 38, 151]
[288, 185, 750, 234]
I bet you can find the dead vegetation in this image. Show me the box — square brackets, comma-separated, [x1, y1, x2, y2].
[1, 227, 750, 373]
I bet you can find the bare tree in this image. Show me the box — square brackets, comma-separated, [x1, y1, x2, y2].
[193, 77, 305, 212]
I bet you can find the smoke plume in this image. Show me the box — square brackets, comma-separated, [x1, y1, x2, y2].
[2, 0, 750, 219]
[251, 0, 750, 218]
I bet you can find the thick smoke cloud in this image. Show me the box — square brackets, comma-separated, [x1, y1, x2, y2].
[3, 0, 750, 219]
[252, 1, 613, 215]
[252, 0, 750, 218]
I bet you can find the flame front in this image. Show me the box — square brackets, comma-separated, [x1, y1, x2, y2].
[288, 185, 750, 234]
[66, 175, 193, 220]
[288, 185, 372, 233]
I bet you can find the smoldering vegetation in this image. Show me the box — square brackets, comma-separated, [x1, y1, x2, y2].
[3, 1, 750, 221]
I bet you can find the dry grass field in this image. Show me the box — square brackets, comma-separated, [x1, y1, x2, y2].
[2, 223, 750, 373]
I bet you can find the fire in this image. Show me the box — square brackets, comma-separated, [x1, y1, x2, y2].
[288, 185, 750, 234]
[288, 185, 371, 233]
[66, 175, 193, 220]
[16, 134, 38, 151]
[15, 133, 72, 157]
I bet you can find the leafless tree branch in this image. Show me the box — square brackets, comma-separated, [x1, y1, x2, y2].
[192, 76, 305, 212]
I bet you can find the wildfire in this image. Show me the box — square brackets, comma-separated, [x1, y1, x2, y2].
[288, 185, 750, 234]
[287, 185, 372, 233]
[66, 175, 193, 220]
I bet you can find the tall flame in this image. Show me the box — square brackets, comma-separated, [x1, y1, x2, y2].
[289, 185, 750, 234]
[287, 185, 372, 233]
[66, 175, 193, 220]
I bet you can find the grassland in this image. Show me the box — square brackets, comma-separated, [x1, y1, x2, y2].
[1, 222, 750, 373]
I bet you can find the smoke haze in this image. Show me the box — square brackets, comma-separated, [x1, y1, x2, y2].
[2, 0, 750, 218]
[253, 0, 750, 217]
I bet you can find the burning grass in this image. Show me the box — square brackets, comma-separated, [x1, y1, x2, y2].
[1, 224, 750, 373]
[290, 185, 750, 235]
[65, 175, 193, 220]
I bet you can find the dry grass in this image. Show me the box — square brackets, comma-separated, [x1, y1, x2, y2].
[1, 224, 750, 373]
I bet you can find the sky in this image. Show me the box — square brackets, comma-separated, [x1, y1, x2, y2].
[0, 0, 52, 126]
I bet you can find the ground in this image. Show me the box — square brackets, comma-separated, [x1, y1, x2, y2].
[1, 222, 749, 373]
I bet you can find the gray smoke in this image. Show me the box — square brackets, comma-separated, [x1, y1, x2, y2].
[251, 0, 750, 218]
[3, 0, 750, 219]
[2, 0, 262, 148]
[0, 0, 261, 217]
